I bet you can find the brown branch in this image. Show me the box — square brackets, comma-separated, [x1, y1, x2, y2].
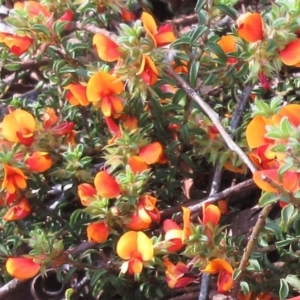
[161, 179, 255, 219]
[231, 203, 274, 298]
[166, 67, 256, 174]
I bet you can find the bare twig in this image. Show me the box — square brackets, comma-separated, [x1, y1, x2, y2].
[230, 203, 274, 298]
[166, 67, 256, 174]
[161, 179, 255, 219]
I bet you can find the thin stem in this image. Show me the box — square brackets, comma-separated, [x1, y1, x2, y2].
[166, 67, 256, 174]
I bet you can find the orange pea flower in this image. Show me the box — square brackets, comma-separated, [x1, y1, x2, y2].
[94, 171, 121, 198]
[117, 231, 154, 274]
[164, 207, 191, 252]
[6, 257, 40, 280]
[14, 1, 51, 20]
[42, 108, 58, 129]
[86, 71, 124, 117]
[2, 164, 27, 194]
[128, 156, 149, 174]
[26, 152, 52, 173]
[78, 183, 97, 206]
[138, 142, 163, 164]
[121, 115, 138, 131]
[126, 195, 160, 230]
[93, 33, 120, 62]
[237, 12, 264, 43]
[253, 169, 299, 193]
[64, 83, 89, 106]
[202, 204, 221, 227]
[137, 54, 158, 86]
[3, 198, 31, 221]
[203, 259, 233, 293]
[87, 221, 109, 243]
[0, 33, 33, 56]
[128, 142, 164, 174]
[1, 109, 36, 146]
[279, 39, 300, 67]
[141, 12, 176, 46]
[201, 204, 221, 242]
[217, 35, 237, 64]
[164, 258, 195, 288]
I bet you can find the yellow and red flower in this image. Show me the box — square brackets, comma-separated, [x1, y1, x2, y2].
[64, 83, 89, 106]
[164, 258, 195, 288]
[237, 12, 264, 43]
[78, 183, 97, 206]
[87, 221, 109, 243]
[1, 109, 36, 146]
[217, 35, 237, 64]
[86, 71, 124, 117]
[128, 142, 164, 174]
[141, 12, 176, 47]
[26, 152, 52, 173]
[117, 231, 154, 274]
[3, 198, 31, 221]
[93, 33, 120, 62]
[126, 195, 160, 230]
[94, 170, 121, 198]
[137, 54, 158, 86]
[203, 259, 233, 293]
[164, 207, 191, 252]
[2, 164, 27, 194]
[6, 257, 40, 280]
[0, 33, 33, 56]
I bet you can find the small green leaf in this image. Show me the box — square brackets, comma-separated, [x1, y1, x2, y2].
[259, 192, 279, 207]
[206, 41, 227, 62]
[215, 4, 237, 19]
[279, 278, 289, 300]
[171, 36, 192, 48]
[286, 274, 300, 291]
[189, 61, 200, 88]
[232, 268, 242, 280]
[281, 204, 295, 227]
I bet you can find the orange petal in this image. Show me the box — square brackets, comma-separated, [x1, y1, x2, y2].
[117, 231, 138, 260]
[26, 152, 52, 172]
[139, 142, 163, 164]
[130, 258, 143, 274]
[141, 12, 157, 45]
[0, 33, 33, 56]
[279, 39, 300, 66]
[237, 12, 264, 43]
[202, 204, 221, 226]
[203, 258, 233, 274]
[246, 116, 270, 148]
[182, 206, 191, 241]
[217, 35, 237, 53]
[155, 24, 176, 46]
[128, 156, 149, 174]
[276, 104, 300, 127]
[126, 212, 151, 230]
[253, 169, 298, 193]
[87, 222, 109, 243]
[94, 171, 120, 198]
[78, 183, 97, 206]
[136, 231, 154, 261]
[6, 257, 40, 280]
[93, 33, 120, 62]
[64, 83, 89, 106]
